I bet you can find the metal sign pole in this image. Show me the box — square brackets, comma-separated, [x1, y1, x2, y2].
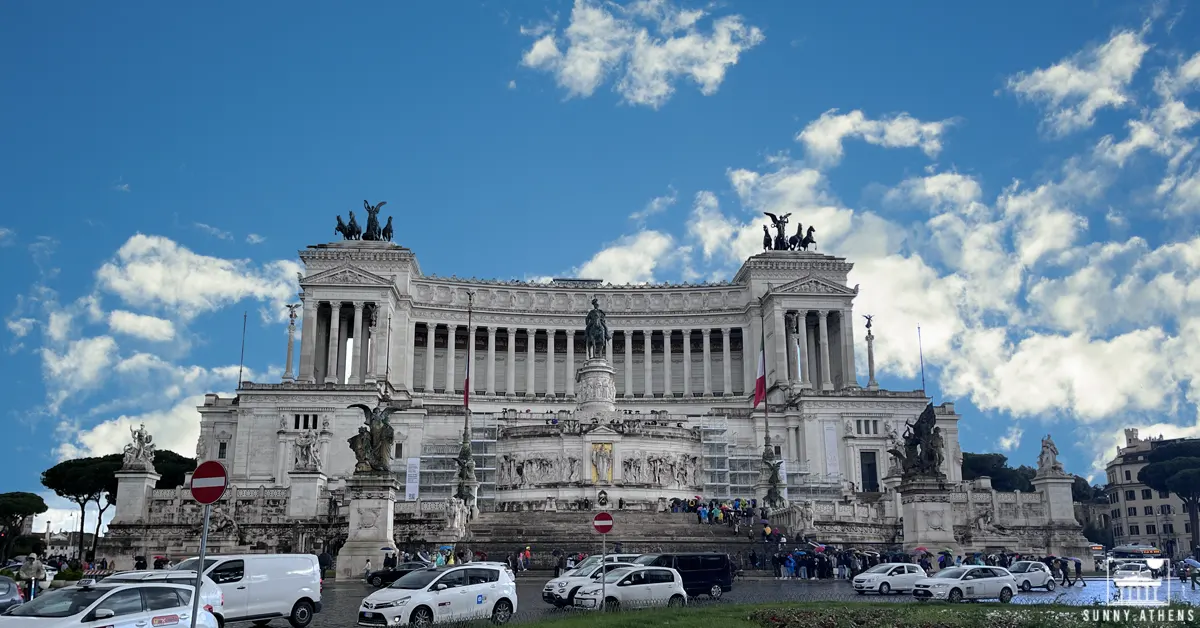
[190, 505, 211, 628]
[600, 533, 606, 612]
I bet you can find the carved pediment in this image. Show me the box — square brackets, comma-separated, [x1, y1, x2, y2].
[301, 265, 392, 287]
[775, 275, 857, 296]
[586, 425, 621, 436]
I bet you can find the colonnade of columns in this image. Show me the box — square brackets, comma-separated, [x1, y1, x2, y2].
[781, 308, 857, 391]
[298, 300, 386, 385]
[415, 324, 746, 398]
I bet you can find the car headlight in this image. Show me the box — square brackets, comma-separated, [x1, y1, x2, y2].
[581, 588, 600, 595]
[931, 583, 949, 588]
[557, 582, 566, 589]
[368, 598, 409, 609]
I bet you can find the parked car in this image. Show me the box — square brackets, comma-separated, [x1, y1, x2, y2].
[358, 564, 516, 626]
[1113, 563, 1155, 580]
[851, 563, 926, 595]
[366, 563, 433, 588]
[572, 566, 686, 611]
[1008, 561, 1056, 591]
[542, 562, 636, 607]
[633, 553, 732, 598]
[0, 575, 24, 613]
[912, 566, 1018, 603]
[567, 554, 641, 575]
[174, 554, 322, 628]
[3, 581, 219, 628]
[97, 570, 226, 626]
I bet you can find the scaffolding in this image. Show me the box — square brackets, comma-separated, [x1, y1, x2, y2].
[413, 414, 499, 511]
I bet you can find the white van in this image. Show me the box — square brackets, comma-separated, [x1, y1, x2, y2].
[175, 554, 322, 628]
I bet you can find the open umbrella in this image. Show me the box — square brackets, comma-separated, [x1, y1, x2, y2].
[380, 547, 396, 552]
[1183, 558, 1200, 569]
[912, 546, 929, 553]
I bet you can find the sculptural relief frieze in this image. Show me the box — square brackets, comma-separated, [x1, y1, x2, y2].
[496, 453, 581, 487]
[620, 451, 701, 488]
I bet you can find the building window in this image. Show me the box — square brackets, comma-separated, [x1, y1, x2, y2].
[856, 420, 863, 434]
[1165, 524, 1175, 534]
[1146, 524, 1157, 535]
[294, 414, 301, 430]
[1115, 526, 1123, 537]
[217, 442, 227, 459]
[1129, 525, 1140, 535]
[1144, 506, 1154, 516]
[872, 420, 879, 435]
[1159, 491, 1170, 499]
[1187, 523, 1192, 534]
[394, 443, 403, 459]
[1128, 507, 1137, 517]
[774, 445, 782, 457]
[1111, 509, 1120, 519]
[1161, 504, 1173, 515]
[1125, 490, 1136, 501]
[1141, 489, 1153, 500]
[1124, 470, 1131, 481]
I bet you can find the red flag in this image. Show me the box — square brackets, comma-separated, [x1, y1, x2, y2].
[464, 353, 471, 410]
[752, 336, 767, 408]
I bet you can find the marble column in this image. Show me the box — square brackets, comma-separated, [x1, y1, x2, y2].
[365, 306, 378, 384]
[842, 309, 859, 389]
[299, 299, 318, 383]
[866, 327, 879, 391]
[663, 330, 673, 398]
[545, 329, 556, 398]
[445, 324, 458, 393]
[742, 324, 754, 394]
[467, 325, 477, 393]
[682, 329, 692, 397]
[324, 302, 342, 384]
[721, 327, 733, 396]
[818, 310, 833, 391]
[486, 327, 497, 395]
[605, 333, 613, 364]
[623, 330, 634, 398]
[524, 328, 536, 397]
[702, 329, 713, 397]
[643, 330, 653, 397]
[772, 307, 788, 391]
[350, 302, 365, 384]
[506, 327, 517, 395]
[282, 312, 297, 382]
[336, 307, 350, 384]
[424, 324, 436, 392]
[784, 314, 798, 383]
[797, 311, 812, 389]
[786, 425, 797, 464]
[565, 330, 576, 397]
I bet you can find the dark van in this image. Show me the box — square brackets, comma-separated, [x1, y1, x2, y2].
[634, 553, 732, 598]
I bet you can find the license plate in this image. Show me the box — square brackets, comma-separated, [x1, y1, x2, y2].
[362, 612, 374, 617]
[575, 599, 595, 607]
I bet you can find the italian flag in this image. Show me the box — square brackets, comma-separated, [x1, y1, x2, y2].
[752, 328, 767, 408]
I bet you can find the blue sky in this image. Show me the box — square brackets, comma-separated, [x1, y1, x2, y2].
[4, 0, 1200, 531]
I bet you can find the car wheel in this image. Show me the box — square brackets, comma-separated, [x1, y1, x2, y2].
[491, 599, 514, 625]
[370, 576, 383, 588]
[855, 590, 865, 595]
[999, 587, 1013, 604]
[1046, 579, 1056, 591]
[708, 584, 723, 599]
[215, 616, 225, 628]
[410, 606, 434, 627]
[948, 588, 963, 603]
[253, 621, 269, 627]
[287, 600, 314, 628]
[1019, 580, 1031, 592]
[567, 587, 581, 606]
[668, 595, 685, 608]
[878, 582, 891, 595]
[604, 597, 620, 612]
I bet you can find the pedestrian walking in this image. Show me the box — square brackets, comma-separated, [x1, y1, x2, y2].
[1074, 558, 1085, 586]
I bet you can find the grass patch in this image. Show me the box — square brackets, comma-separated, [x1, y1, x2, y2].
[525, 602, 1200, 628]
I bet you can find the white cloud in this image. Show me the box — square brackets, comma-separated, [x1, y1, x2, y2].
[0, 227, 14, 246]
[56, 396, 209, 462]
[107, 310, 176, 342]
[193, 223, 233, 241]
[797, 109, 952, 167]
[1007, 29, 1149, 136]
[31, 492, 113, 539]
[574, 231, 683, 284]
[96, 234, 301, 321]
[629, 186, 677, 222]
[997, 426, 1024, 452]
[507, 80, 517, 90]
[520, 0, 764, 108]
[40, 336, 119, 411]
[246, 233, 266, 244]
[7, 317, 35, 337]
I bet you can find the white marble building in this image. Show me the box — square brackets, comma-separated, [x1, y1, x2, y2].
[193, 239, 960, 513]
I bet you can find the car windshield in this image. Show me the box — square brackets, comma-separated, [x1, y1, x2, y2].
[633, 555, 658, 565]
[173, 559, 218, 572]
[389, 569, 440, 590]
[601, 568, 635, 583]
[862, 564, 893, 574]
[933, 568, 967, 579]
[1009, 562, 1032, 573]
[8, 586, 111, 617]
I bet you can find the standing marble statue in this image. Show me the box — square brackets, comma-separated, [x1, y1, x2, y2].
[294, 429, 321, 471]
[123, 423, 156, 469]
[583, 298, 611, 359]
[1037, 434, 1065, 475]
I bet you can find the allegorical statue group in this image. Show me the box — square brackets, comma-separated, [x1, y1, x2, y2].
[762, 212, 817, 251]
[335, 200, 395, 242]
[887, 404, 946, 479]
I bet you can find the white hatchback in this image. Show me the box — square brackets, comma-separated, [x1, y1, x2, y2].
[852, 563, 926, 595]
[912, 566, 1018, 603]
[93, 570, 226, 626]
[1008, 561, 1056, 592]
[3, 582, 219, 628]
[542, 562, 635, 607]
[358, 564, 517, 627]
[572, 566, 687, 611]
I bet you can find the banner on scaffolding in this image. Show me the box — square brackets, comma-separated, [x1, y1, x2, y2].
[404, 457, 421, 501]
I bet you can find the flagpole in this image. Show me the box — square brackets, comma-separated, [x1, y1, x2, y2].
[917, 323, 926, 393]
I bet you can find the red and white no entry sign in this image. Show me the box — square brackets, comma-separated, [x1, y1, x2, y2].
[592, 512, 614, 534]
[190, 461, 229, 505]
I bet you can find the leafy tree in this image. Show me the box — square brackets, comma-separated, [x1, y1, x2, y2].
[0, 492, 47, 562]
[90, 454, 123, 555]
[41, 458, 106, 559]
[154, 450, 197, 489]
[1083, 522, 1114, 548]
[1138, 440, 1200, 554]
[961, 453, 1036, 492]
[1071, 475, 1107, 503]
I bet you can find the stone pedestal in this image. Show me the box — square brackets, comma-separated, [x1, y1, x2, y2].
[338, 473, 399, 581]
[112, 469, 161, 525]
[575, 358, 617, 416]
[287, 470, 328, 519]
[899, 476, 956, 550]
[1031, 473, 1078, 525]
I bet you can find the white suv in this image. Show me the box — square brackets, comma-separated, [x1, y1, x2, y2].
[358, 564, 517, 627]
[573, 566, 687, 611]
[852, 563, 926, 594]
[542, 562, 635, 607]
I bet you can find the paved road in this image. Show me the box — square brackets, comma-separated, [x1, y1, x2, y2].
[304, 575, 1200, 627]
